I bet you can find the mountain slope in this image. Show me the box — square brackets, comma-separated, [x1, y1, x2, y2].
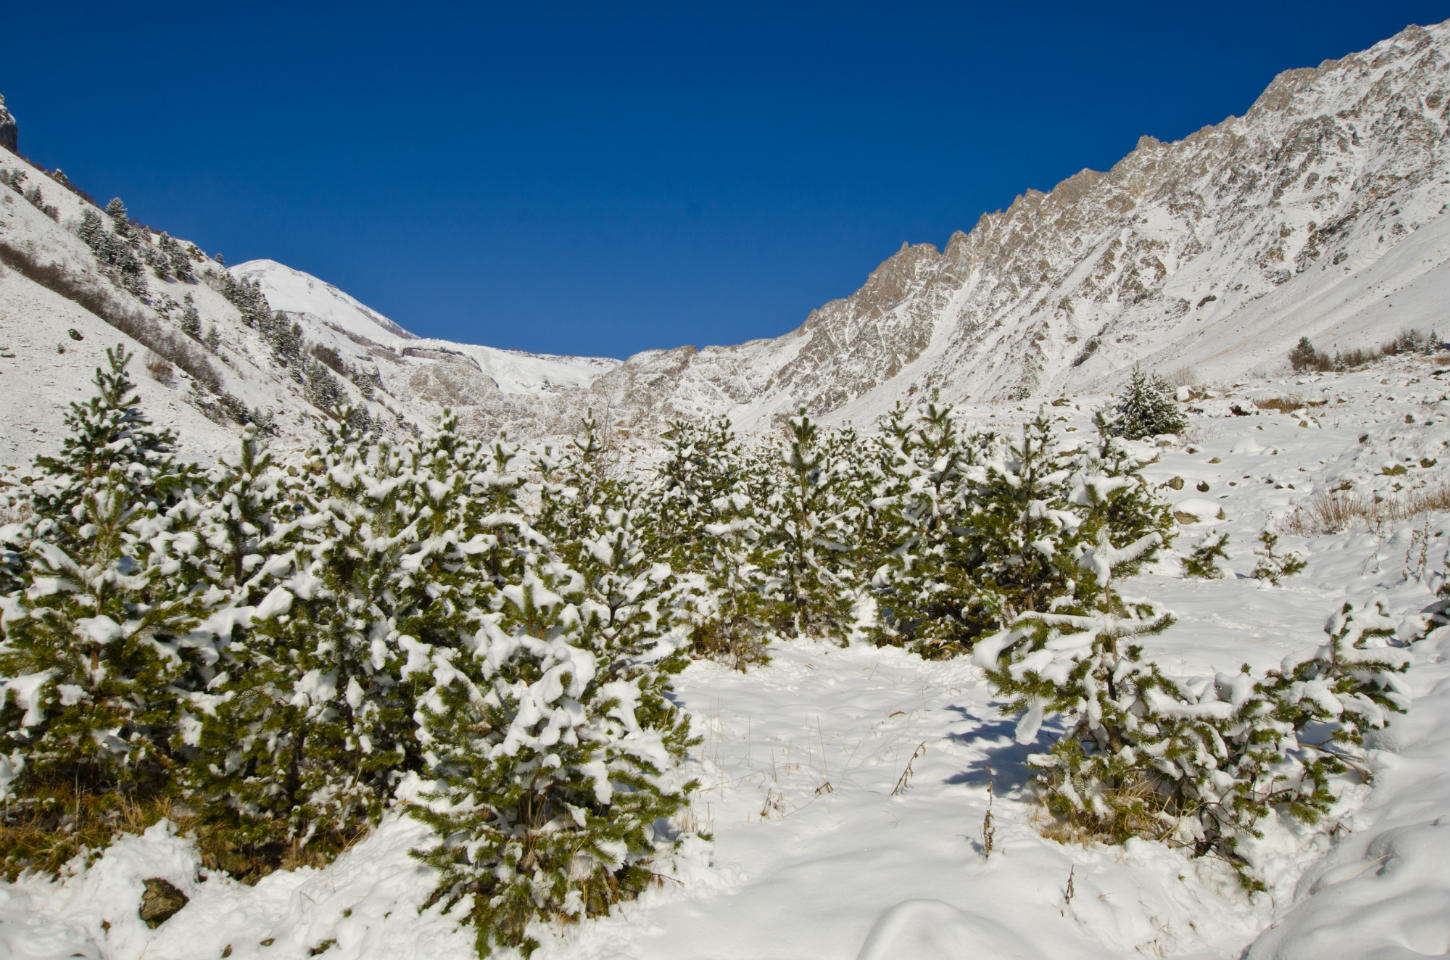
[584, 19, 1449, 431]
[231, 259, 419, 343]
[233, 259, 619, 398]
[2, 19, 1447, 464]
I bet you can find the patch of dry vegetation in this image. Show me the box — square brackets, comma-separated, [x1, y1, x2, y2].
[0, 238, 223, 394]
[1284, 482, 1450, 536]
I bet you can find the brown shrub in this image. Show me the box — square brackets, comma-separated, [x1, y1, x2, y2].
[311, 343, 347, 375]
[145, 352, 175, 384]
[1254, 396, 1305, 414]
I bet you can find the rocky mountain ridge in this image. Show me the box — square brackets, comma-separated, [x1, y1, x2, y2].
[1, 19, 1447, 463]
[575, 18, 1448, 430]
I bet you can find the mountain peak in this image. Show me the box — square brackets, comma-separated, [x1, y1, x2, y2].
[230, 259, 418, 343]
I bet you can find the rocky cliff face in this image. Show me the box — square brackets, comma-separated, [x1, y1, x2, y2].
[573, 20, 1449, 431]
[0, 95, 17, 154]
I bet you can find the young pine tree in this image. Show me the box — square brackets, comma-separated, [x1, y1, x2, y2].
[1105, 368, 1186, 440]
[410, 522, 695, 957]
[975, 524, 1176, 842]
[765, 412, 855, 641]
[0, 352, 213, 872]
[868, 401, 989, 656]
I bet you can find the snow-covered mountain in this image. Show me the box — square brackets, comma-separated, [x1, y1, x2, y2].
[230, 259, 419, 344]
[255, 19, 1450, 436]
[582, 19, 1450, 430]
[1, 20, 1447, 464]
[231, 259, 618, 397]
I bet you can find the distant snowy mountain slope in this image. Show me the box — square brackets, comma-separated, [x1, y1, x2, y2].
[231, 259, 418, 343]
[3, 19, 1447, 462]
[584, 19, 1450, 431]
[0, 145, 383, 467]
[231, 259, 620, 436]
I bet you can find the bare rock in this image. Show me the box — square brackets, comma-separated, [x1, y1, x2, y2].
[140, 877, 188, 928]
[0, 94, 16, 154]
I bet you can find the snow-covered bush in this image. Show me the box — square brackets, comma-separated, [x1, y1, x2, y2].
[1183, 531, 1229, 578]
[410, 530, 696, 957]
[766, 412, 856, 640]
[979, 573, 1411, 887]
[185, 413, 513, 868]
[1103, 368, 1187, 439]
[869, 409, 1171, 658]
[1289, 336, 1332, 372]
[1252, 529, 1306, 584]
[635, 417, 779, 666]
[867, 401, 989, 656]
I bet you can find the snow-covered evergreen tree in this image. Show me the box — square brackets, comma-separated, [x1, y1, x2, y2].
[0, 352, 215, 871]
[30, 346, 192, 529]
[187, 413, 442, 862]
[0, 472, 209, 804]
[103, 197, 130, 236]
[765, 412, 855, 640]
[979, 539, 1410, 888]
[1104, 368, 1187, 440]
[957, 415, 1079, 638]
[411, 480, 696, 956]
[975, 520, 1175, 843]
[1183, 532, 1230, 578]
[868, 401, 987, 656]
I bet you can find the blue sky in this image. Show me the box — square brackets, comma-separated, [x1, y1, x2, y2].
[2, 2, 1444, 358]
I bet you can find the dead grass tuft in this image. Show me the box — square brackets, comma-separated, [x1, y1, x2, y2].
[0, 784, 171, 880]
[1165, 365, 1198, 388]
[1253, 396, 1328, 414]
[1038, 779, 1172, 847]
[1284, 481, 1450, 536]
[145, 351, 175, 385]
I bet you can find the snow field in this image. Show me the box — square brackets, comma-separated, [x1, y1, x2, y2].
[1, 357, 1448, 959]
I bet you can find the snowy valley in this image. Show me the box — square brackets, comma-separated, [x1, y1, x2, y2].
[0, 17, 1448, 960]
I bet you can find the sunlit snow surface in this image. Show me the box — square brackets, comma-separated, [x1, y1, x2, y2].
[230, 259, 620, 396]
[2, 357, 1448, 959]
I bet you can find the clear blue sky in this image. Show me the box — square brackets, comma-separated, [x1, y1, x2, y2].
[2, 2, 1444, 358]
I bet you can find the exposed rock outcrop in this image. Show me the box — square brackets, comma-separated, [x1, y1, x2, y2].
[0, 94, 17, 153]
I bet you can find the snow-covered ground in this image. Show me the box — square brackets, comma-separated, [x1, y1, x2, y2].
[1, 356, 1448, 959]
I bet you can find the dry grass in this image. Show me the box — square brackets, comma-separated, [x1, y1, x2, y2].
[0, 773, 370, 884]
[1037, 775, 1172, 847]
[0, 785, 171, 880]
[1254, 396, 1305, 414]
[0, 490, 33, 525]
[190, 817, 372, 885]
[1283, 481, 1450, 536]
[1253, 396, 1328, 414]
[1165, 365, 1199, 388]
